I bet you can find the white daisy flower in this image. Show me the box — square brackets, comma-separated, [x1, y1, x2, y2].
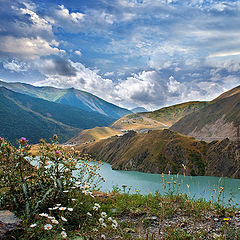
[101, 212, 107, 218]
[59, 207, 66, 211]
[44, 224, 52, 230]
[51, 219, 59, 224]
[61, 231, 67, 238]
[87, 212, 92, 217]
[61, 216, 68, 222]
[30, 223, 37, 228]
[39, 213, 48, 217]
[68, 207, 73, 212]
[101, 222, 107, 228]
[98, 218, 104, 224]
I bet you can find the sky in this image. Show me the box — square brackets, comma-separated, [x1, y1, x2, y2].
[0, 0, 240, 110]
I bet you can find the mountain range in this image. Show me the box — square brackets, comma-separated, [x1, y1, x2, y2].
[0, 87, 115, 144]
[170, 85, 240, 141]
[0, 80, 131, 119]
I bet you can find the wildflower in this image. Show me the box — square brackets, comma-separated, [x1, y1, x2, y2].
[101, 234, 106, 239]
[21, 137, 26, 142]
[51, 219, 59, 224]
[101, 212, 107, 218]
[30, 223, 37, 228]
[93, 228, 98, 232]
[150, 192, 152, 195]
[93, 206, 98, 211]
[47, 216, 55, 220]
[101, 222, 107, 228]
[61, 231, 67, 238]
[52, 207, 59, 210]
[68, 207, 73, 212]
[112, 220, 118, 228]
[63, 190, 69, 193]
[87, 212, 92, 217]
[48, 208, 53, 211]
[56, 204, 61, 207]
[108, 217, 113, 221]
[94, 203, 101, 208]
[99, 218, 104, 224]
[61, 216, 68, 222]
[71, 198, 76, 201]
[44, 224, 53, 230]
[55, 150, 60, 154]
[112, 223, 117, 229]
[223, 218, 230, 221]
[39, 213, 48, 217]
[136, 189, 139, 192]
[59, 207, 66, 211]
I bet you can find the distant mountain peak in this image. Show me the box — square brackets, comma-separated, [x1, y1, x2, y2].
[0, 80, 131, 119]
[131, 107, 148, 113]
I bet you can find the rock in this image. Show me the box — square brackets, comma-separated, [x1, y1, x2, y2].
[0, 210, 22, 239]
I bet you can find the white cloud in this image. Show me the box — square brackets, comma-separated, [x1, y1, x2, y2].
[0, 36, 65, 59]
[34, 60, 114, 101]
[56, 5, 85, 23]
[74, 50, 82, 56]
[3, 60, 29, 72]
[20, 8, 52, 33]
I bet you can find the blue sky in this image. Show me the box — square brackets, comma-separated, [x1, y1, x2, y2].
[0, 0, 240, 110]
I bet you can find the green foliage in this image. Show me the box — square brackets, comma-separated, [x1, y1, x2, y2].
[0, 136, 120, 239]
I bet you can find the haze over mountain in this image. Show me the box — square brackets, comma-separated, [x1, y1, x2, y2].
[0, 87, 114, 145]
[0, 81, 131, 119]
[131, 107, 148, 113]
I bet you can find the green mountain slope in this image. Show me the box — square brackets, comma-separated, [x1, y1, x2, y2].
[112, 101, 207, 131]
[170, 86, 240, 141]
[0, 87, 114, 145]
[0, 81, 131, 119]
[78, 129, 240, 178]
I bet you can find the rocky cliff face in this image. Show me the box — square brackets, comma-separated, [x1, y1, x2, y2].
[170, 87, 240, 142]
[79, 129, 240, 178]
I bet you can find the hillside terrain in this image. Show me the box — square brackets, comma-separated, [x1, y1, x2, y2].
[111, 101, 207, 131]
[67, 127, 122, 145]
[0, 80, 131, 119]
[78, 129, 240, 178]
[0, 87, 114, 144]
[170, 85, 240, 141]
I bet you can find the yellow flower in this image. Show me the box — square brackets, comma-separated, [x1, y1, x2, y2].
[223, 218, 229, 221]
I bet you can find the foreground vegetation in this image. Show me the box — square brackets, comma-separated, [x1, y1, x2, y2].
[0, 136, 239, 239]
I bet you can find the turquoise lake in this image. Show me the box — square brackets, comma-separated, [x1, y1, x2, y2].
[92, 162, 240, 207]
[30, 158, 240, 207]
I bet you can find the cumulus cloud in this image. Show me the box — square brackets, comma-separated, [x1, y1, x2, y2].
[34, 60, 114, 101]
[56, 5, 85, 23]
[3, 60, 30, 72]
[74, 50, 82, 56]
[36, 58, 77, 76]
[0, 36, 65, 59]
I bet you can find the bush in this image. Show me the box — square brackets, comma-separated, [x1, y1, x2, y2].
[0, 136, 118, 239]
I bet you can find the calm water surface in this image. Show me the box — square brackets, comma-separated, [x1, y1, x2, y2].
[94, 162, 240, 207]
[30, 158, 240, 207]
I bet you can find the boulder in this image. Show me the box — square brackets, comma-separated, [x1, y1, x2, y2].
[0, 210, 22, 239]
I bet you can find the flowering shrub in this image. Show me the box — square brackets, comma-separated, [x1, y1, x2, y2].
[0, 135, 118, 239]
